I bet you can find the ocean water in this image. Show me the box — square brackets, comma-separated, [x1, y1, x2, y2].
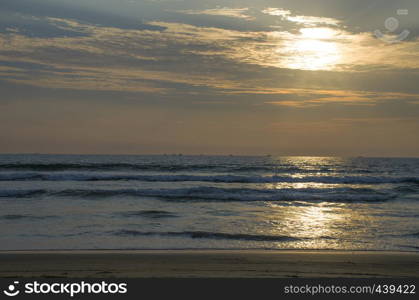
[0, 154, 418, 251]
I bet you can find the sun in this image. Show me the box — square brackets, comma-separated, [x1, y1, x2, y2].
[279, 27, 342, 71]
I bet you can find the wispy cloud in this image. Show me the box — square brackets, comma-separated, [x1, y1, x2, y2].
[174, 7, 254, 20]
[261, 8, 291, 18]
[333, 117, 419, 124]
[269, 117, 419, 139]
[262, 7, 340, 26]
[287, 15, 340, 26]
[266, 91, 419, 107]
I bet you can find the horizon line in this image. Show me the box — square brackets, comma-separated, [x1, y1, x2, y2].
[0, 152, 418, 159]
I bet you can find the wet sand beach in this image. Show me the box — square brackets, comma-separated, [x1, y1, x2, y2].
[1, 250, 418, 278]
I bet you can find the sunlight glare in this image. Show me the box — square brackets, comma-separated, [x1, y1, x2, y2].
[279, 27, 342, 71]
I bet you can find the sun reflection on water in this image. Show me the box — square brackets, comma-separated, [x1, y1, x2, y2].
[294, 205, 342, 238]
[259, 156, 361, 249]
[263, 203, 353, 249]
[236, 156, 394, 250]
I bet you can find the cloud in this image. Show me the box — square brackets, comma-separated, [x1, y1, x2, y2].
[262, 8, 291, 18]
[5, 27, 20, 33]
[287, 15, 340, 26]
[269, 96, 376, 107]
[174, 7, 254, 20]
[0, 15, 419, 100]
[262, 7, 340, 26]
[0, 18, 250, 92]
[269, 117, 419, 139]
[332, 117, 418, 124]
[266, 90, 419, 107]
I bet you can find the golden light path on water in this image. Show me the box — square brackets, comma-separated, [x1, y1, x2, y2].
[258, 157, 370, 249]
[261, 202, 359, 249]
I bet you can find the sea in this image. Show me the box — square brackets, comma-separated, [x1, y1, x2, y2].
[0, 154, 418, 251]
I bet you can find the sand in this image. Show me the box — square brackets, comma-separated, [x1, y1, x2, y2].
[0, 250, 418, 278]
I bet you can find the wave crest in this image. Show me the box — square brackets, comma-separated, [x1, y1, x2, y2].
[1, 172, 418, 184]
[113, 230, 304, 242]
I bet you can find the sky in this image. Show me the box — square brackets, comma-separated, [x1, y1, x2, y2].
[0, 0, 418, 156]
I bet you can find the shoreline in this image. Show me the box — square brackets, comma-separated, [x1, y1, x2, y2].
[1, 249, 418, 254]
[1, 250, 418, 278]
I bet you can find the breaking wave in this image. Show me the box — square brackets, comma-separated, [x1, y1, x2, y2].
[0, 186, 397, 202]
[0, 172, 417, 184]
[113, 230, 305, 242]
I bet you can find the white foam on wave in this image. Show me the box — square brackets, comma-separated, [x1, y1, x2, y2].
[0, 172, 418, 184]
